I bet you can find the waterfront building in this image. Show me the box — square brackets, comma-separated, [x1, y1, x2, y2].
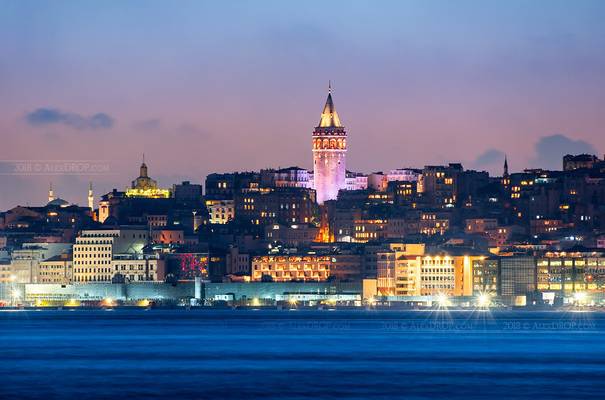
[376, 244, 477, 297]
[251, 254, 331, 282]
[419, 254, 456, 296]
[225, 246, 250, 276]
[472, 257, 499, 294]
[329, 251, 364, 282]
[499, 256, 536, 303]
[313, 85, 347, 204]
[72, 228, 150, 283]
[536, 250, 605, 296]
[10, 243, 72, 283]
[0, 261, 10, 283]
[376, 243, 426, 296]
[112, 255, 164, 283]
[38, 253, 73, 284]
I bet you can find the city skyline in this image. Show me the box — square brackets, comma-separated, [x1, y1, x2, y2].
[4, 3, 605, 399]
[1, 0, 605, 209]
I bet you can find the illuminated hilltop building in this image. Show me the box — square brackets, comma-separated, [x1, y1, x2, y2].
[312, 84, 347, 204]
[125, 157, 170, 199]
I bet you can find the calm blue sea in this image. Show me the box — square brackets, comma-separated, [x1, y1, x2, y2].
[1, 309, 604, 399]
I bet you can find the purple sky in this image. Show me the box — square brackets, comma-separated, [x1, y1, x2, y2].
[1, 0, 604, 209]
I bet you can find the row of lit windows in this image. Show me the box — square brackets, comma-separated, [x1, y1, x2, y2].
[74, 260, 111, 265]
[74, 267, 112, 274]
[74, 245, 111, 252]
[312, 138, 347, 150]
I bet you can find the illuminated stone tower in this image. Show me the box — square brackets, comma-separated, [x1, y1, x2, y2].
[312, 84, 347, 204]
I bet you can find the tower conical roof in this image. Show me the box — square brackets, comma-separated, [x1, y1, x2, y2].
[318, 90, 342, 128]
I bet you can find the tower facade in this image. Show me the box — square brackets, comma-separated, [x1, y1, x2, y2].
[312, 87, 347, 204]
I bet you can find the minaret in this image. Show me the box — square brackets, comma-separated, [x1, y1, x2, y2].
[312, 83, 347, 204]
[503, 155, 509, 177]
[88, 182, 94, 210]
[140, 153, 148, 178]
[48, 182, 55, 203]
[502, 155, 510, 189]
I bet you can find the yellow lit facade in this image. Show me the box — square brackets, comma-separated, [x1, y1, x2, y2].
[125, 159, 170, 198]
[251, 255, 331, 282]
[537, 252, 605, 293]
[376, 244, 477, 297]
[125, 187, 170, 199]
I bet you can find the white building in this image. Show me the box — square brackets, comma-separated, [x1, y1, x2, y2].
[38, 253, 73, 284]
[273, 167, 312, 189]
[72, 228, 150, 283]
[345, 172, 368, 191]
[112, 255, 163, 282]
[386, 169, 421, 182]
[10, 243, 72, 283]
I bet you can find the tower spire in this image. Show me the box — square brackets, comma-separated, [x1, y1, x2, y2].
[503, 155, 509, 177]
[140, 155, 148, 178]
[48, 182, 55, 203]
[318, 86, 342, 128]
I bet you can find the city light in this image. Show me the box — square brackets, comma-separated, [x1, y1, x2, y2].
[435, 293, 449, 308]
[137, 299, 151, 307]
[65, 298, 80, 307]
[573, 291, 588, 305]
[102, 297, 115, 307]
[477, 293, 491, 308]
[34, 299, 48, 307]
[10, 289, 21, 300]
[251, 298, 261, 307]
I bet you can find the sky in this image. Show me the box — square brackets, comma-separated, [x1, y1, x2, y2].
[1, 0, 604, 209]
